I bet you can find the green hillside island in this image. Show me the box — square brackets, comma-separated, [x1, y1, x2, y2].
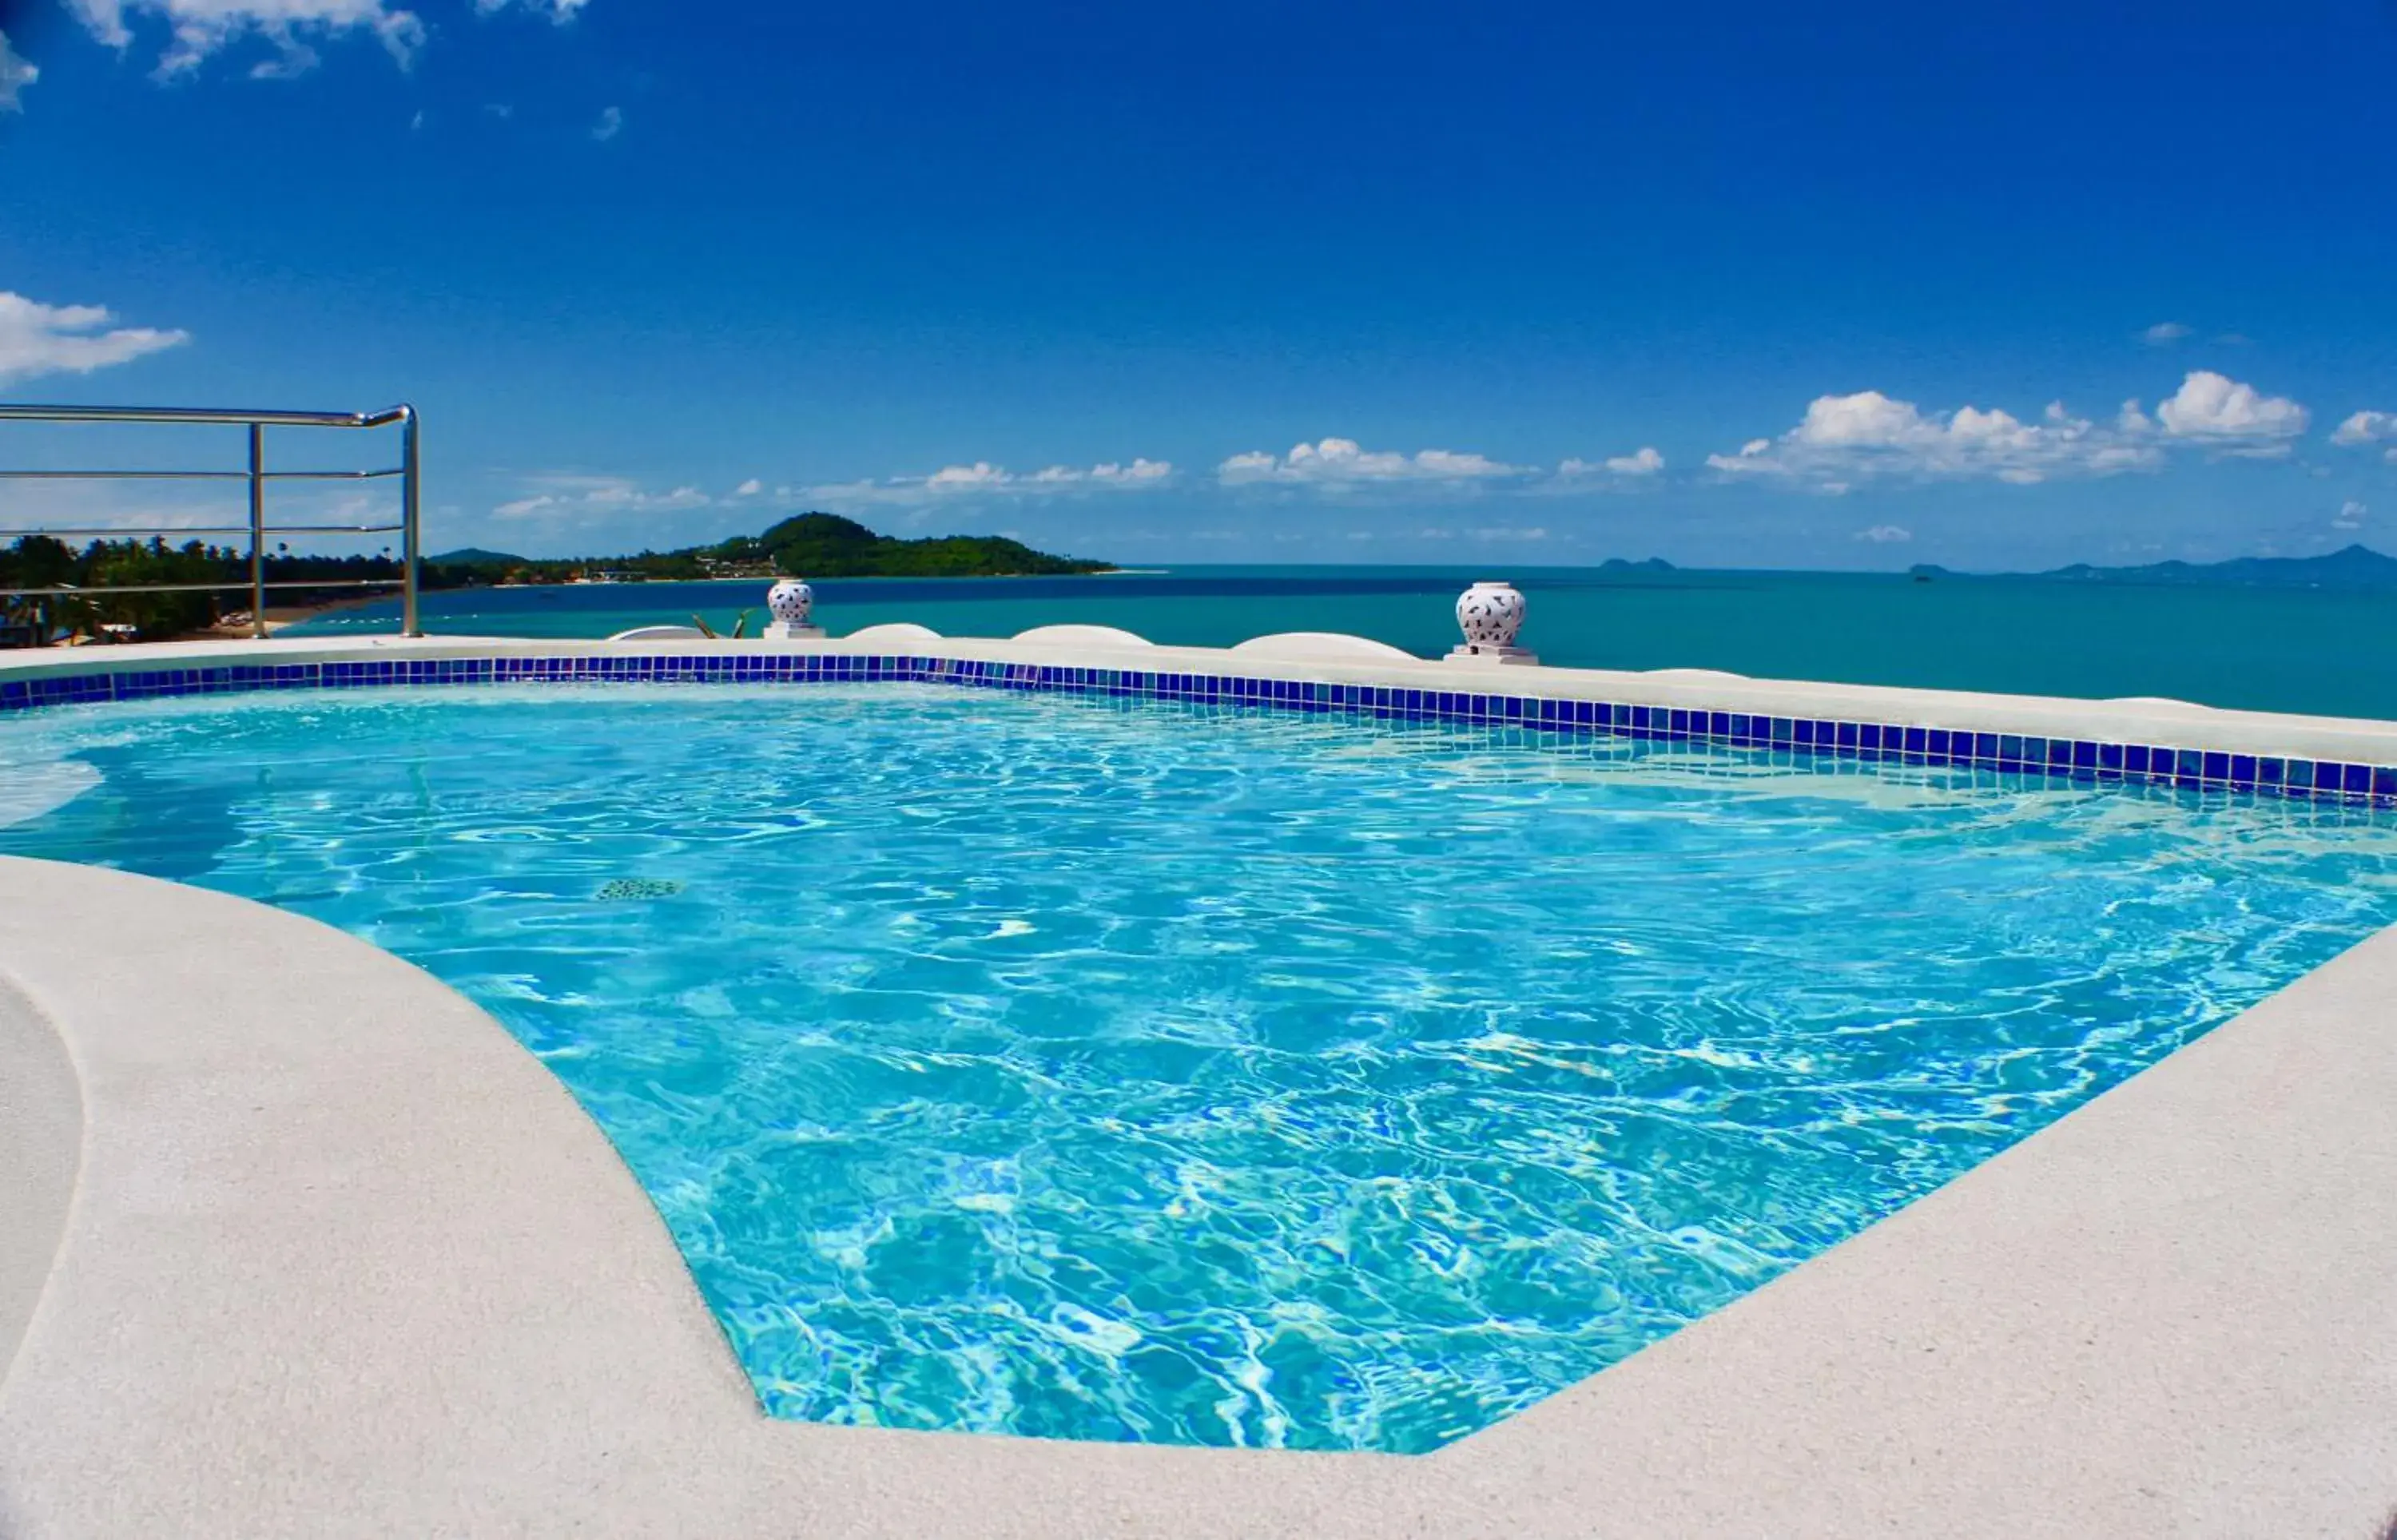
[428, 513, 1115, 585]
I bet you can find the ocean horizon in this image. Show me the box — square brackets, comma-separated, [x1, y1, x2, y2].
[286, 563, 2397, 723]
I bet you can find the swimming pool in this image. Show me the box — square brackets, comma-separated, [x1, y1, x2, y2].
[2, 681, 2391, 1453]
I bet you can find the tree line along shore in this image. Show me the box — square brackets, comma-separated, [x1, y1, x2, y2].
[0, 513, 1113, 645]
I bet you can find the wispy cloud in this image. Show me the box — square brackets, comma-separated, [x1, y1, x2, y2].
[67, 0, 427, 79]
[1395, 525, 1552, 543]
[2334, 499, 2367, 531]
[800, 457, 1175, 510]
[0, 30, 37, 110]
[1708, 371, 2307, 490]
[2141, 321, 2192, 345]
[1853, 524, 1913, 543]
[1218, 438, 1528, 486]
[590, 104, 622, 141]
[56, 0, 589, 82]
[489, 459, 1175, 524]
[1215, 437, 1688, 499]
[473, 0, 590, 20]
[492, 474, 711, 521]
[578, 441, 1679, 519]
[0, 291, 190, 386]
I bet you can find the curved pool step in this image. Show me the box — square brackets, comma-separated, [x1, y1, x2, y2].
[1012, 624, 1154, 648]
[606, 625, 710, 642]
[843, 622, 944, 645]
[1230, 632, 1416, 662]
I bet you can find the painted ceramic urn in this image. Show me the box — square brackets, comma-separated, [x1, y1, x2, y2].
[766, 579, 814, 627]
[1456, 581, 1527, 650]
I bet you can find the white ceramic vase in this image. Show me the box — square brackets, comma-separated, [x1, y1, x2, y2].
[766, 579, 814, 627]
[1456, 581, 1527, 649]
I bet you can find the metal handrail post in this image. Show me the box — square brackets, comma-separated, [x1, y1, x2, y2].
[400, 407, 422, 637]
[248, 423, 268, 639]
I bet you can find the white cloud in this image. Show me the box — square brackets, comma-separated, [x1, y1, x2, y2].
[474, 0, 590, 19]
[1032, 459, 1175, 488]
[2150, 369, 2308, 447]
[590, 104, 621, 141]
[1711, 371, 2308, 489]
[2142, 322, 2192, 344]
[733, 478, 763, 497]
[1217, 437, 1528, 486]
[801, 457, 1174, 510]
[1, 30, 37, 110]
[248, 40, 322, 77]
[62, 0, 588, 81]
[2335, 499, 2367, 531]
[1556, 446, 1665, 480]
[63, 0, 130, 47]
[1707, 390, 2157, 487]
[924, 462, 1008, 490]
[70, 0, 427, 78]
[1854, 525, 1913, 543]
[0, 291, 191, 386]
[493, 474, 712, 521]
[2331, 410, 2396, 448]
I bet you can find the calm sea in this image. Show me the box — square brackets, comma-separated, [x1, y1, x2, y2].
[283, 565, 2397, 723]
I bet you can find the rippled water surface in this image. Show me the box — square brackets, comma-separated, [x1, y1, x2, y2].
[4, 683, 2394, 1451]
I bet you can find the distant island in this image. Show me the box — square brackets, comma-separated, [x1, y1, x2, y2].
[429, 512, 1114, 586]
[1909, 543, 2397, 591]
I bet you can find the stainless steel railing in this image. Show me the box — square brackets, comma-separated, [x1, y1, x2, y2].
[0, 403, 422, 639]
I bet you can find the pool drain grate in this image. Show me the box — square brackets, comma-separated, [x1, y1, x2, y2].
[595, 878, 685, 901]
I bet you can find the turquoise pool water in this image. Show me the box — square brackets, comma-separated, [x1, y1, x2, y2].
[3, 683, 2394, 1451]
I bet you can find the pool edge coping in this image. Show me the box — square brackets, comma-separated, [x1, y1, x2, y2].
[5, 632, 2395, 806]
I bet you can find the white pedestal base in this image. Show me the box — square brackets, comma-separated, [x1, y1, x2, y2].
[764, 621, 825, 641]
[1445, 645, 1540, 667]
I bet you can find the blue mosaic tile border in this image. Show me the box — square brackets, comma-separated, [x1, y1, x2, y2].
[2, 652, 2392, 808]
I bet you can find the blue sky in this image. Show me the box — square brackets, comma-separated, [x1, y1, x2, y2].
[2, 0, 2394, 568]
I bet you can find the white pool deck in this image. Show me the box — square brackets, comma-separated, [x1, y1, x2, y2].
[2, 633, 2395, 1537]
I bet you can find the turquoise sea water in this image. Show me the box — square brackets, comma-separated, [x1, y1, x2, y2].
[287, 565, 2397, 721]
[4, 683, 2393, 1451]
